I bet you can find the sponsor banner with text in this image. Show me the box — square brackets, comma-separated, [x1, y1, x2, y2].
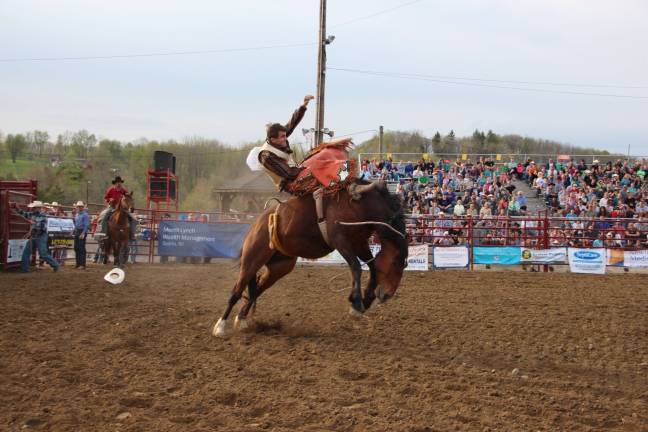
[520, 248, 567, 264]
[607, 249, 648, 268]
[7, 239, 28, 263]
[300, 244, 428, 271]
[473, 247, 521, 265]
[433, 247, 469, 268]
[568, 248, 606, 274]
[157, 221, 251, 258]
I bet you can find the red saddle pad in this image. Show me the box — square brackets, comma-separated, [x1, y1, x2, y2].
[298, 147, 353, 188]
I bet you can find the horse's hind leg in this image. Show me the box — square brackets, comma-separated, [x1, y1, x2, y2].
[235, 253, 297, 330]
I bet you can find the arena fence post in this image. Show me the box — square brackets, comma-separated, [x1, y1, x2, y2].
[468, 216, 474, 271]
[543, 212, 550, 272]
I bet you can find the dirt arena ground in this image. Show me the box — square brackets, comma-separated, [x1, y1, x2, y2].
[1, 263, 647, 432]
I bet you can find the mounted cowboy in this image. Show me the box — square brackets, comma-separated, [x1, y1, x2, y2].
[96, 176, 136, 241]
[247, 94, 351, 241]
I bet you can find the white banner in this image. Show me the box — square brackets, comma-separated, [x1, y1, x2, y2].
[299, 244, 428, 271]
[521, 248, 567, 264]
[433, 247, 469, 268]
[622, 250, 648, 268]
[568, 248, 606, 274]
[298, 250, 346, 264]
[7, 239, 28, 263]
[406, 244, 429, 271]
[46, 217, 75, 233]
[607, 249, 648, 268]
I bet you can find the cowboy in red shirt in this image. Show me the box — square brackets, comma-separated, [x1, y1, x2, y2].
[96, 176, 136, 240]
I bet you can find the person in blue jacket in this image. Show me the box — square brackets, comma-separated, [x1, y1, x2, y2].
[12, 200, 60, 273]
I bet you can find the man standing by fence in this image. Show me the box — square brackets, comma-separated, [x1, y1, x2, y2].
[73, 201, 90, 269]
[11, 200, 60, 273]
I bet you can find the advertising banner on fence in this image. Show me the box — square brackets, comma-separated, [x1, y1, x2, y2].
[607, 249, 648, 268]
[473, 247, 521, 265]
[520, 248, 567, 264]
[299, 244, 428, 271]
[298, 250, 346, 265]
[46, 217, 74, 233]
[157, 221, 251, 258]
[406, 244, 429, 271]
[433, 246, 469, 268]
[7, 239, 28, 263]
[568, 248, 606, 274]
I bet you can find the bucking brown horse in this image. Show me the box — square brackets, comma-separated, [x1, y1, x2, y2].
[104, 192, 134, 268]
[213, 179, 408, 337]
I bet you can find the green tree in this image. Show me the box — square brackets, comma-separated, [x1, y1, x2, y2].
[472, 129, 486, 150]
[431, 131, 442, 153]
[26, 130, 50, 157]
[486, 130, 499, 149]
[444, 130, 457, 154]
[5, 134, 27, 163]
[70, 130, 97, 158]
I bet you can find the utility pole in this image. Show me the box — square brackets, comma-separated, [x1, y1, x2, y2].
[314, 0, 332, 148]
[378, 125, 384, 160]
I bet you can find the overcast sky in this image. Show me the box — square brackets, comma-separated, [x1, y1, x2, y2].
[1, 0, 647, 154]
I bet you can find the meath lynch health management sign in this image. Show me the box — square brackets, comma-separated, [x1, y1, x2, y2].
[158, 221, 251, 258]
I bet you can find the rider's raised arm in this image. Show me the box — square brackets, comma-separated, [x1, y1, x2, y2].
[284, 95, 314, 138]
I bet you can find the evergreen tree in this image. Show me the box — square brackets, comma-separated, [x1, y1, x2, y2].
[431, 131, 442, 153]
[444, 130, 457, 154]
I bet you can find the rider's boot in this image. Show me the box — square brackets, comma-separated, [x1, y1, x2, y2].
[314, 188, 329, 245]
[95, 217, 108, 239]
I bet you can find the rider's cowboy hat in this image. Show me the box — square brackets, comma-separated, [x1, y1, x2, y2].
[27, 200, 44, 208]
[51, 201, 60, 207]
[74, 201, 85, 207]
[104, 268, 125, 285]
[112, 176, 124, 184]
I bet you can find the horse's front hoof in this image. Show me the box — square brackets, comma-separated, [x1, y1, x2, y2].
[348, 307, 365, 319]
[212, 318, 227, 337]
[234, 316, 248, 331]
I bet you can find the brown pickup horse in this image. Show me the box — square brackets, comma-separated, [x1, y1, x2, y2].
[104, 192, 134, 268]
[213, 180, 408, 337]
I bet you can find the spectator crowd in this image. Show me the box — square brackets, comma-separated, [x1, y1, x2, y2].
[360, 156, 648, 248]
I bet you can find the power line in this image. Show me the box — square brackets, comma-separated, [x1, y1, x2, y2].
[328, 67, 648, 100]
[330, 69, 647, 90]
[330, 0, 426, 28]
[0, 1, 428, 62]
[0, 42, 316, 63]
[335, 128, 378, 138]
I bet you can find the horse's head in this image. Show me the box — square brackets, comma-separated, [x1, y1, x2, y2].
[121, 192, 135, 213]
[374, 213, 408, 303]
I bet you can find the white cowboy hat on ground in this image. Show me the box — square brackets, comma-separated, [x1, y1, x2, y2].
[74, 201, 85, 207]
[28, 200, 44, 208]
[104, 268, 125, 285]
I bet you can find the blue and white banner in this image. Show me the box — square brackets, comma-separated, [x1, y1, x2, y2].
[473, 247, 522, 265]
[433, 246, 469, 268]
[157, 221, 251, 258]
[46, 217, 75, 233]
[568, 248, 606, 274]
